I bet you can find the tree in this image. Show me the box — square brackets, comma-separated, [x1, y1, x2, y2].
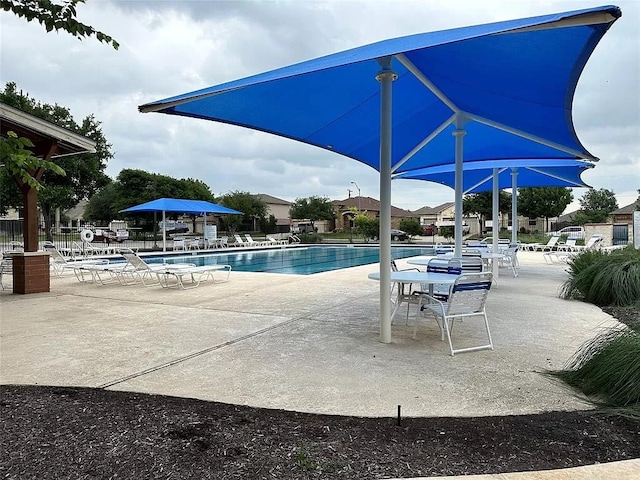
[0, 132, 65, 191]
[1, 82, 113, 240]
[89, 169, 217, 230]
[354, 213, 378, 242]
[463, 191, 511, 234]
[289, 196, 336, 230]
[517, 187, 573, 231]
[574, 188, 618, 224]
[83, 181, 118, 224]
[398, 218, 422, 240]
[218, 191, 267, 232]
[1, 0, 119, 49]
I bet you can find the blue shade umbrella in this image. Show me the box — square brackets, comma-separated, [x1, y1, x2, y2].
[120, 198, 243, 251]
[139, 6, 620, 342]
[393, 159, 594, 193]
[393, 159, 594, 245]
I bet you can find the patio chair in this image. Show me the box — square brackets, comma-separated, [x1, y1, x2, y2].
[414, 271, 494, 356]
[536, 234, 561, 252]
[43, 244, 109, 278]
[233, 234, 248, 247]
[0, 255, 13, 290]
[173, 237, 186, 251]
[244, 234, 266, 246]
[390, 259, 423, 323]
[407, 258, 463, 320]
[187, 237, 201, 250]
[556, 237, 578, 252]
[117, 250, 196, 286]
[575, 234, 603, 251]
[498, 244, 519, 277]
[266, 235, 288, 245]
[156, 263, 232, 289]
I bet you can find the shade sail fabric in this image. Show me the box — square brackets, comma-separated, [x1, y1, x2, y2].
[393, 159, 595, 193]
[119, 198, 243, 216]
[138, 6, 620, 343]
[139, 6, 620, 174]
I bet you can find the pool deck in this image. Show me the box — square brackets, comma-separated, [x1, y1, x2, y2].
[1, 249, 638, 479]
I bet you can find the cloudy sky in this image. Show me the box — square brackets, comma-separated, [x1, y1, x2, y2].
[1, 0, 638, 212]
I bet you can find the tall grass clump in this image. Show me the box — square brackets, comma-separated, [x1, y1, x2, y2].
[552, 245, 640, 415]
[560, 246, 640, 307]
[551, 327, 640, 415]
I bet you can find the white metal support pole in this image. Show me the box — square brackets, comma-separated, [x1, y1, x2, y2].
[492, 169, 500, 278]
[162, 210, 167, 252]
[376, 57, 397, 344]
[511, 168, 518, 244]
[453, 117, 466, 257]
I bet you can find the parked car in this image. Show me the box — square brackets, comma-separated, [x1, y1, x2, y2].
[390, 229, 409, 241]
[291, 222, 317, 234]
[547, 225, 585, 239]
[422, 223, 437, 236]
[158, 221, 189, 234]
[93, 228, 119, 243]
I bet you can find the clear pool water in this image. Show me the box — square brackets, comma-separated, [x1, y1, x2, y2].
[150, 245, 436, 275]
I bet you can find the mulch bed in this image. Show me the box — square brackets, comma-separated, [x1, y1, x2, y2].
[1, 385, 639, 479]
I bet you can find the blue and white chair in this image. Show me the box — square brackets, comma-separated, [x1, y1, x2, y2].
[414, 271, 494, 356]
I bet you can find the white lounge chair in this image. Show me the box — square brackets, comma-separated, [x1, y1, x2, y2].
[574, 234, 603, 251]
[244, 234, 267, 246]
[414, 271, 494, 356]
[556, 237, 578, 252]
[532, 234, 561, 252]
[266, 235, 288, 245]
[155, 264, 232, 289]
[82, 250, 194, 286]
[233, 234, 248, 247]
[43, 244, 108, 278]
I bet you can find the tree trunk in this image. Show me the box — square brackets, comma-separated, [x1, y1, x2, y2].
[41, 205, 54, 243]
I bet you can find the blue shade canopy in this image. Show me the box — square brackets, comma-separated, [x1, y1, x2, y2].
[120, 198, 243, 215]
[140, 6, 620, 173]
[138, 6, 620, 344]
[393, 159, 595, 193]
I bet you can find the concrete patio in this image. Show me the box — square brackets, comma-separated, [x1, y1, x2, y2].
[3, 249, 639, 478]
[0, 250, 619, 417]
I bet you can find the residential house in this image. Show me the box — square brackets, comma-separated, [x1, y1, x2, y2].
[332, 196, 416, 231]
[254, 193, 293, 232]
[608, 200, 638, 246]
[413, 202, 476, 235]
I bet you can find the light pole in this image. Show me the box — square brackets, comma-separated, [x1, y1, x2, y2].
[350, 181, 361, 211]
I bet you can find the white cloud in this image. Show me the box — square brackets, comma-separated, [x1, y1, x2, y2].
[1, 0, 638, 212]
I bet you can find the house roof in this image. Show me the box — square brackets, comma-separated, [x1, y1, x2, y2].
[255, 193, 292, 205]
[64, 199, 89, 220]
[333, 196, 415, 217]
[611, 200, 639, 215]
[414, 202, 455, 215]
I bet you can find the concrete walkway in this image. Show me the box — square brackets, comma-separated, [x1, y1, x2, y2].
[1, 250, 638, 478]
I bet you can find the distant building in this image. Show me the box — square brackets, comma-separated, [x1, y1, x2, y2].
[254, 193, 293, 232]
[332, 196, 416, 231]
[413, 202, 476, 235]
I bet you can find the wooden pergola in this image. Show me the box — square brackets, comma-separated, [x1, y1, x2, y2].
[1, 102, 96, 293]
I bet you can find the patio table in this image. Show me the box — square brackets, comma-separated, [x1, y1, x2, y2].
[368, 271, 459, 323]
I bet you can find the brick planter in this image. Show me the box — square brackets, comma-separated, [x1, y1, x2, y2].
[12, 252, 51, 294]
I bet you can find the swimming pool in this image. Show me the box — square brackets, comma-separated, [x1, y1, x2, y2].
[151, 245, 436, 275]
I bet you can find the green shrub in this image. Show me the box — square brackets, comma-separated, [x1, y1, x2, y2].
[298, 232, 322, 243]
[551, 327, 640, 413]
[560, 246, 640, 307]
